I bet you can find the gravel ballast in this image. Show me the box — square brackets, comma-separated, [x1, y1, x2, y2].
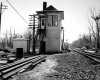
[11, 52, 100, 80]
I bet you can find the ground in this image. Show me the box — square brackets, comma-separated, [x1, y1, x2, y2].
[11, 51, 100, 80]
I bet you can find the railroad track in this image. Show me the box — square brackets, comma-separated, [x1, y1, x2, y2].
[72, 48, 100, 63]
[0, 55, 46, 80]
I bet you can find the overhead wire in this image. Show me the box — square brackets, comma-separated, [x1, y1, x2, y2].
[6, 0, 28, 24]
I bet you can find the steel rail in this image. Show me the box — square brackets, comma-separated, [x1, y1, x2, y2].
[0, 55, 46, 80]
[80, 49, 100, 59]
[72, 48, 100, 63]
[0, 56, 39, 70]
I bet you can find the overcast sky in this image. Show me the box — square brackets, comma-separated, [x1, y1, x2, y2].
[1, 0, 100, 43]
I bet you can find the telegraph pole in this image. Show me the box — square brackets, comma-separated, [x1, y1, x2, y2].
[29, 14, 36, 54]
[92, 15, 100, 52]
[0, 2, 7, 32]
[96, 17, 100, 51]
[61, 27, 64, 50]
[0, 2, 2, 31]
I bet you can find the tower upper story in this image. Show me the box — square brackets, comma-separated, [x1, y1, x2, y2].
[36, 2, 64, 29]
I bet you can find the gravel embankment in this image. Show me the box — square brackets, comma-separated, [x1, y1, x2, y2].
[11, 52, 100, 80]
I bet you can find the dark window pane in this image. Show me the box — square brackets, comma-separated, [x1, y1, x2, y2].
[47, 15, 58, 27]
[42, 19, 45, 26]
[47, 15, 52, 26]
[52, 15, 58, 26]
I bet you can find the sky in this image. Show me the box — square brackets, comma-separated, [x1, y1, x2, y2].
[0, 0, 100, 43]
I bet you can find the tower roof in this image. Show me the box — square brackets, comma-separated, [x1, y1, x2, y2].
[45, 5, 58, 11]
[36, 2, 64, 19]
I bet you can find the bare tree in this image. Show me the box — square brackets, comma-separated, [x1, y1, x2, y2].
[90, 8, 100, 51]
[88, 21, 96, 41]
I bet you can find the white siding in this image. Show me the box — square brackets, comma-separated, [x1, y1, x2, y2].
[13, 39, 27, 52]
[45, 13, 62, 52]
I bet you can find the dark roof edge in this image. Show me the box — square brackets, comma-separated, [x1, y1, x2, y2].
[36, 11, 64, 14]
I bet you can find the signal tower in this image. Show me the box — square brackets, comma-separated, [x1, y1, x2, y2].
[29, 2, 64, 54]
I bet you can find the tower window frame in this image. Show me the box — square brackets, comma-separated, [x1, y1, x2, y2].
[47, 15, 58, 27]
[52, 15, 58, 27]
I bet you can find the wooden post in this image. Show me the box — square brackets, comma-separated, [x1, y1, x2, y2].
[0, 2, 7, 32]
[29, 14, 36, 54]
[96, 19, 100, 51]
[33, 15, 35, 54]
[0, 2, 2, 31]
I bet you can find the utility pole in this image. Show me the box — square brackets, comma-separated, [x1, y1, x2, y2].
[0, 2, 2, 31]
[61, 27, 64, 50]
[92, 15, 100, 52]
[0, 2, 7, 32]
[96, 17, 100, 51]
[29, 14, 36, 54]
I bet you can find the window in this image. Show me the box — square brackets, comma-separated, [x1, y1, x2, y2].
[42, 19, 45, 26]
[47, 16, 52, 26]
[47, 15, 58, 27]
[41, 19, 45, 29]
[52, 15, 58, 26]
